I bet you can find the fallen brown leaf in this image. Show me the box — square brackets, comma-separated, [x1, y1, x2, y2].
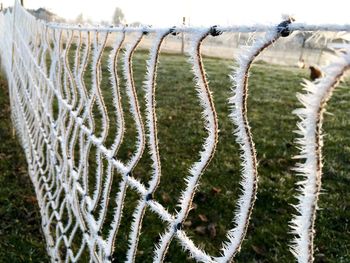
[198, 214, 208, 222]
[194, 226, 206, 235]
[183, 220, 192, 228]
[161, 192, 171, 204]
[24, 195, 37, 204]
[251, 245, 265, 255]
[211, 187, 222, 195]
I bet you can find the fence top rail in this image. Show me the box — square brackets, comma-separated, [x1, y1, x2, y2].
[45, 23, 350, 34]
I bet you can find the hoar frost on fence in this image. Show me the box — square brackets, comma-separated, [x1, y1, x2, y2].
[0, 1, 350, 262]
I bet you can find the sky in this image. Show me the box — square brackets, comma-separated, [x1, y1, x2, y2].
[1, 0, 350, 26]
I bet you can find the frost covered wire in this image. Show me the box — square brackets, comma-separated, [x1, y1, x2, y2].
[123, 31, 146, 170]
[154, 27, 219, 262]
[218, 19, 293, 262]
[125, 29, 171, 263]
[97, 32, 126, 251]
[290, 50, 350, 263]
[2, 1, 350, 262]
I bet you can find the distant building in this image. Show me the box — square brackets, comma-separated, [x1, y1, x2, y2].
[28, 8, 65, 23]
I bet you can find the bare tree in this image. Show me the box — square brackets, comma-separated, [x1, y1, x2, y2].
[75, 13, 84, 24]
[112, 7, 125, 25]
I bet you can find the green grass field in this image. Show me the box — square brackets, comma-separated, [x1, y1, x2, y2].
[1, 50, 350, 262]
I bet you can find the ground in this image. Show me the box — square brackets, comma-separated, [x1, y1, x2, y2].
[0, 50, 349, 262]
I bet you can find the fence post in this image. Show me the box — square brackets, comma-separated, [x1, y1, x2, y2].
[181, 17, 185, 54]
[298, 36, 306, 63]
[317, 38, 328, 65]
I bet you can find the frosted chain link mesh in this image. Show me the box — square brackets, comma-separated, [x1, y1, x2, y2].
[1, 1, 350, 262]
